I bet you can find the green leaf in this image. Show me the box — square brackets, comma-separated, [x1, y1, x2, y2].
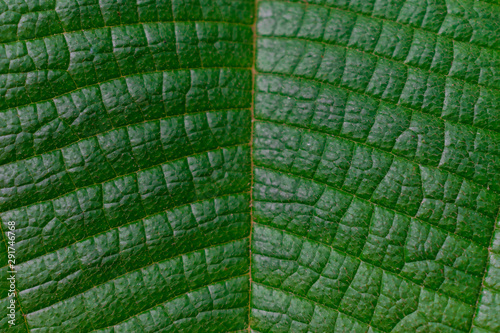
[0, 0, 499, 331]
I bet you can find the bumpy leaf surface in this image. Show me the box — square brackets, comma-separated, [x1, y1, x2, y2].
[0, 0, 499, 332]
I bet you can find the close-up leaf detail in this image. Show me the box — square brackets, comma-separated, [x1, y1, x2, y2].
[0, 0, 499, 332]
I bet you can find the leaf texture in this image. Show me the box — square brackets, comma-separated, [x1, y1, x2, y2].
[0, 0, 499, 332]
[251, 0, 500, 332]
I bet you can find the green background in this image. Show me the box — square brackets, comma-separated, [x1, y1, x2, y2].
[0, 0, 499, 331]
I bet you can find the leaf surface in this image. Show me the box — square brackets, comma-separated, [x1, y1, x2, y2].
[0, 0, 499, 332]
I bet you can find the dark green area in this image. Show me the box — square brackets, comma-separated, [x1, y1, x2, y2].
[0, 0, 499, 331]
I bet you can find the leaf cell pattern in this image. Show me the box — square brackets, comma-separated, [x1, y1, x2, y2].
[0, 0, 499, 332]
